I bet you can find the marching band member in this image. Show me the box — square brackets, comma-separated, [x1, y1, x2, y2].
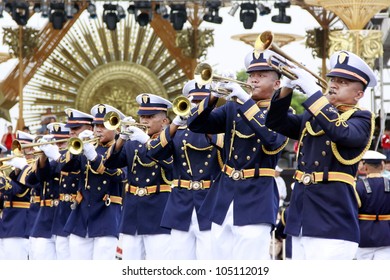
[37, 108, 94, 259]
[355, 150, 390, 259]
[265, 50, 377, 259]
[28, 123, 70, 259]
[63, 104, 126, 260]
[147, 80, 224, 259]
[1, 131, 36, 259]
[187, 50, 288, 259]
[104, 93, 173, 260]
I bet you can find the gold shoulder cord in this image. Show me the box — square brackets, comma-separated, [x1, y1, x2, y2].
[331, 110, 375, 165]
[217, 150, 224, 169]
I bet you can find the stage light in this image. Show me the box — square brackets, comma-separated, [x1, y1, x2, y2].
[87, 2, 97, 19]
[272, 0, 291, 24]
[239, 2, 257, 29]
[258, 3, 271, 16]
[203, 0, 223, 24]
[65, 1, 79, 19]
[134, 1, 152, 26]
[228, 2, 239, 17]
[103, 3, 119, 30]
[117, 4, 126, 19]
[50, 2, 66, 30]
[155, 3, 169, 19]
[12, 1, 29, 26]
[33, 3, 41, 13]
[169, 4, 187, 30]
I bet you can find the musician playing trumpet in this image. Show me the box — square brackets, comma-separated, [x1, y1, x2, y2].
[265, 50, 377, 259]
[187, 50, 289, 260]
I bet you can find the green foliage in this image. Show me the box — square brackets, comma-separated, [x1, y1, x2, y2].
[236, 69, 248, 83]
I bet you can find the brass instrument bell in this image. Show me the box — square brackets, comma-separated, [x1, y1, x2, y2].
[172, 96, 192, 117]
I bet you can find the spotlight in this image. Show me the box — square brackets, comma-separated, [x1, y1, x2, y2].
[134, 1, 152, 26]
[239, 2, 257, 29]
[155, 3, 169, 19]
[41, 0, 49, 18]
[169, 4, 187, 30]
[12, 1, 29, 26]
[258, 3, 271, 16]
[203, 0, 223, 24]
[33, 3, 41, 13]
[50, 2, 67, 30]
[127, 4, 136, 14]
[103, 3, 119, 30]
[272, 0, 291, 24]
[117, 5, 126, 19]
[65, 1, 79, 19]
[228, 2, 239, 17]
[87, 3, 97, 19]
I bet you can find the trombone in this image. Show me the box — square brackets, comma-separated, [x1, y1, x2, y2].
[194, 63, 253, 96]
[254, 31, 328, 91]
[103, 111, 148, 135]
[172, 96, 192, 117]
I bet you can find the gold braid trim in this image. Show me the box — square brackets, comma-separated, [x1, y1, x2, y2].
[184, 143, 214, 151]
[161, 168, 172, 185]
[305, 122, 325, 136]
[331, 110, 375, 165]
[262, 138, 289, 155]
[235, 131, 255, 139]
[136, 155, 156, 167]
[217, 150, 224, 169]
[16, 187, 30, 198]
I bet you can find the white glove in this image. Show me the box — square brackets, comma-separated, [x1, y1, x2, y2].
[280, 76, 294, 89]
[78, 129, 94, 140]
[127, 126, 150, 144]
[289, 67, 321, 97]
[226, 82, 251, 103]
[7, 157, 28, 170]
[172, 115, 188, 127]
[83, 142, 97, 161]
[40, 144, 61, 161]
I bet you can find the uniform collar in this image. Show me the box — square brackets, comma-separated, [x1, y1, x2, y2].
[336, 104, 356, 113]
[366, 173, 383, 178]
[100, 139, 115, 148]
[256, 99, 271, 108]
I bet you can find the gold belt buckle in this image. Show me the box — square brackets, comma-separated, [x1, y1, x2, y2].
[301, 173, 314, 185]
[230, 169, 244, 181]
[53, 199, 59, 207]
[189, 181, 202, 190]
[136, 187, 148, 197]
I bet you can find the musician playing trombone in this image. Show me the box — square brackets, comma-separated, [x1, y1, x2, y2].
[265, 50, 377, 259]
[62, 104, 126, 260]
[187, 50, 289, 260]
[147, 80, 224, 260]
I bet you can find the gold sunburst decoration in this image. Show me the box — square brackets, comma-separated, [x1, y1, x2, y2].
[23, 12, 187, 130]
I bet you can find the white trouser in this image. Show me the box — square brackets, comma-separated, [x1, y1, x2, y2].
[121, 233, 171, 260]
[170, 208, 212, 260]
[356, 246, 390, 260]
[2, 237, 29, 260]
[0, 238, 4, 260]
[68, 234, 118, 260]
[29, 236, 57, 260]
[211, 202, 272, 260]
[55, 235, 70, 260]
[292, 235, 358, 260]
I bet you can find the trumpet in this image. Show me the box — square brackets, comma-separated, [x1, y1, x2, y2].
[254, 31, 328, 91]
[194, 63, 253, 96]
[67, 137, 99, 155]
[11, 138, 69, 155]
[103, 111, 148, 134]
[172, 96, 192, 117]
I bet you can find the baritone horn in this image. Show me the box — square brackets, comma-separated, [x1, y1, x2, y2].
[172, 96, 191, 117]
[194, 63, 253, 95]
[254, 30, 328, 91]
[103, 111, 148, 134]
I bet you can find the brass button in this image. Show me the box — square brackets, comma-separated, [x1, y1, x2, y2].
[146, 178, 150, 183]
[86, 185, 90, 189]
[199, 169, 204, 174]
[322, 151, 326, 156]
[152, 172, 155, 176]
[97, 187, 101, 191]
[326, 140, 330, 145]
[314, 161, 319, 166]
[252, 147, 256, 152]
[246, 156, 251, 160]
[183, 162, 187, 166]
[71, 183, 75, 187]
[207, 154, 211, 158]
[234, 155, 238, 159]
[133, 170, 136, 174]
[204, 162, 208, 166]
[135, 178, 139, 181]
[181, 154, 185, 158]
[103, 180, 107, 184]
[301, 161, 305, 166]
[63, 184, 67, 187]
[257, 139, 261, 143]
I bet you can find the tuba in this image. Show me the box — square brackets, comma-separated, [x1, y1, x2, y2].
[254, 31, 328, 91]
